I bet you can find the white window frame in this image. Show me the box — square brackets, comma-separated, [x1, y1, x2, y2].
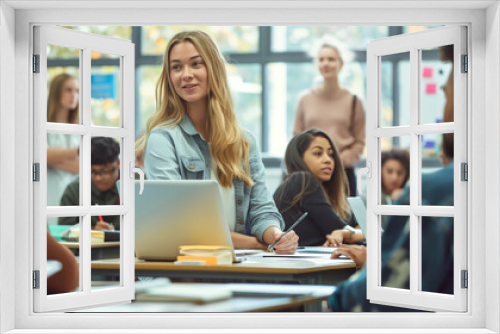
[366, 26, 467, 312]
[1, 2, 498, 333]
[32, 25, 136, 312]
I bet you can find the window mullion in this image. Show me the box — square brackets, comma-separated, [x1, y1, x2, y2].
[409, 47, 420, 295]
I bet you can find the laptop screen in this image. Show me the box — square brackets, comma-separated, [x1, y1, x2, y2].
[347, 197, 367, 240]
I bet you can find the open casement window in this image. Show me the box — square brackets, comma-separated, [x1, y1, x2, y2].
[33, 25, 136, 312]
[365, 26, 467, 312]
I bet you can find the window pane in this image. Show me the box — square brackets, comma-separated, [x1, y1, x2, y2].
[228, 64, 262, 149]
[90, 137, 121, 213]
[47, 218, 80, 295]
[381, 215, 410, 291]
[380, 136, 410, 209]
[46, 133, 80, 221]
[138, 65, 161, 133]
[141, 26, 258, 55]
[47, 46, 81, 124]
[421, 216, 454, 295]
[420, 134, 454, 206]
[271, 26, 389, 52]
[91, 55, 121, 127]
[402, 26, 442, 34]
[91, 215, 121, 291]
[64, 26, 132, 42]
[420, 46, 453, 124]
[382, 52, 410, 127]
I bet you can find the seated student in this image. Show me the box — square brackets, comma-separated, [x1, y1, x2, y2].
[273, 128, 364, 247]
[136, 30, 298, 254]
[47, 232, 79, 294]
[58, 137, 120, 231]
[329, 45, 455, 311]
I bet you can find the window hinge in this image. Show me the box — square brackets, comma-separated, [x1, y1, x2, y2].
[461, 270, 468, 289]
[33, 270, 40, 289]
[33, 54, 40, 73]
[461, 54, 468, 73]
[33, 163, 40, 182]
[461, 162, 468, 181]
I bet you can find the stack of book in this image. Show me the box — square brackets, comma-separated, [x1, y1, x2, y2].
[176, 245, 232, 265]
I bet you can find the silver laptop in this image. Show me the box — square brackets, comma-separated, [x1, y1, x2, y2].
[133, 180, 243, 262]
[348, 197, 367, 239]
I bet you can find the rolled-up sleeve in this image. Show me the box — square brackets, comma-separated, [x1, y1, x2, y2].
[245, 132, 284, 242]
[144, 130, 181, 180]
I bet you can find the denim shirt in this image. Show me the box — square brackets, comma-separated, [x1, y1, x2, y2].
[144, 116, 284, 243]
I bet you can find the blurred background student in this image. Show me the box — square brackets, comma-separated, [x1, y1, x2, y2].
[46, 73, 80, 224]
[380, 149, 410, 202]
[293, 40, 365, 196]
[329, 45, 455, 312]
[137, 30, 298, 253]
[59, 137, 120, 231]
[274, 129, 364, 247]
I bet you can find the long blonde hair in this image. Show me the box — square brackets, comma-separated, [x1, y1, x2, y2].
[47, 73, 79, 124]
[136, 30, 253, 188]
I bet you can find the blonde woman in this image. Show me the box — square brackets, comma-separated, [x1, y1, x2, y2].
[293, 42, 366, 196]
[46, 73, 80, 221]
[137, 31, 298, 253]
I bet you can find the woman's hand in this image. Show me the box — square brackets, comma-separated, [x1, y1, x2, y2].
[322, 229, 346, 247]
[331, 244, 367, 268]
[272, 230, 299, 254]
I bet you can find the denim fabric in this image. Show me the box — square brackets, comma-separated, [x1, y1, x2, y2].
[144, 116, 284, 243]
[329, 162, 455, 312]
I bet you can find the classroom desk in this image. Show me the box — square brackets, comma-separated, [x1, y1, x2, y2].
[77, 283, 336, 313]
[92, 256, 356, 286]
[61, 241, 120, 260]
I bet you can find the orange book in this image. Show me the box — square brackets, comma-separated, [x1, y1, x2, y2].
[176, 255, 218, 265]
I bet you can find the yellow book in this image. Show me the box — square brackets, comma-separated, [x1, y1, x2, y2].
[178, 245, 232, 265]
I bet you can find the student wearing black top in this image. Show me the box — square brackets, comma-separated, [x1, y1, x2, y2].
[274, 129, 365, 246]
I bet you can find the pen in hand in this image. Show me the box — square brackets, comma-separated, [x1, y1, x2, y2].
[267, 212, 308, 251]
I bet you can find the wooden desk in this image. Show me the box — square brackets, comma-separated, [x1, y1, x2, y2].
[61, 241, 120, 260]
[77, 283, 336, 313]
[92, 256, 355, 286]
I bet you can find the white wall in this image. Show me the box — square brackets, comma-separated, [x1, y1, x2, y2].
[0, 2, 16, 333]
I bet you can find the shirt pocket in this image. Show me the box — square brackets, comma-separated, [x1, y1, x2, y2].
[180, 157, 205, 180]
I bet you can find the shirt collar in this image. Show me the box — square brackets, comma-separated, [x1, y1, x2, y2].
[178, 115, 200, 137]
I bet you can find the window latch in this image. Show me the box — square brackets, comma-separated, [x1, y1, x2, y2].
[356, 161, 372, 195]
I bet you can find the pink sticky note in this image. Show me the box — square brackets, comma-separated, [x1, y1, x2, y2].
[423, 67, 433, 78]
[426, 83, 437, 94]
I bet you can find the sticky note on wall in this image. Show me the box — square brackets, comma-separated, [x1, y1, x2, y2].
[423, 67, 433, 78]
[425, 83, 437, 94]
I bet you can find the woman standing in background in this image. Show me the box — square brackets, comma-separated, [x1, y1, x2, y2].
[46, 73, 80, 223]
[293, 41, 365, 196]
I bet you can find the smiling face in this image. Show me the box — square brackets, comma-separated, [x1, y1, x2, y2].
[381, 159, 407, 194]
[302, 136, 336, 183]
[169, 41, 209, 105]
[60, 77, 79, 111]
[318, 46, 343, 80]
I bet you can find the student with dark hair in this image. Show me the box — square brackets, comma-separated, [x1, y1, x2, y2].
[58, 137, 120, 230]
[274, 128, 364, 247]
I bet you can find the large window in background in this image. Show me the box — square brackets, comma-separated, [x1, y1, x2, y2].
[59, 26, 440, 160]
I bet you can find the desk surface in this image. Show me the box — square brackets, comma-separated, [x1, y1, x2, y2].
[77, 283, 336, 313]
[92, 256, 355, 274]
